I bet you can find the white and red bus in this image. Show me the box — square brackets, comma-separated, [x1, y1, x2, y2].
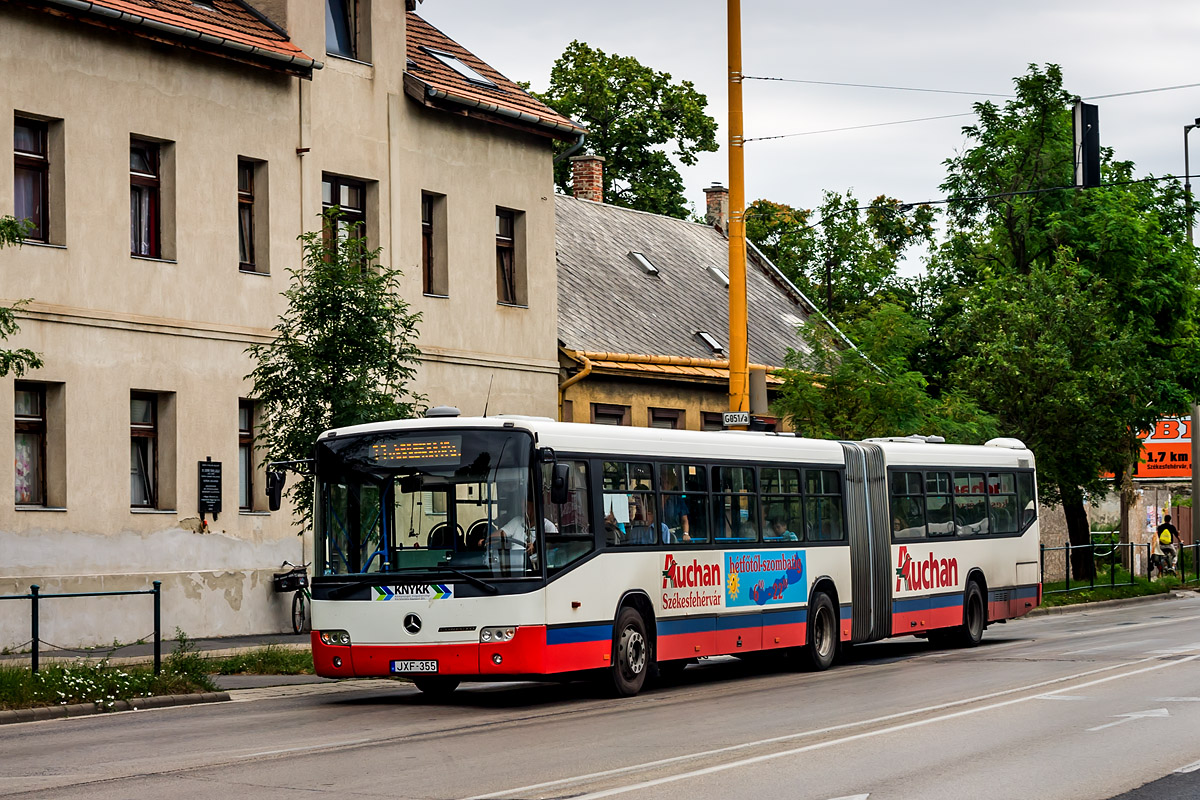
[303, 412, 1040, 696]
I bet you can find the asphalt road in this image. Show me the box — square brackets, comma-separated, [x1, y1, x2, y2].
[2, 593, 1199, 800]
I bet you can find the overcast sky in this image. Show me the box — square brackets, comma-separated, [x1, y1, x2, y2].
[420, 1, 1200, 234]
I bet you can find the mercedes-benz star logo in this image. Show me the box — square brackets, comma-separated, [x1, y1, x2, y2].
[403, 613, 422, 635]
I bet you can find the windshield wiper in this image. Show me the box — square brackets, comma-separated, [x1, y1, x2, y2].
[319, 568, 498, 597]
[437, 567, 498, 594]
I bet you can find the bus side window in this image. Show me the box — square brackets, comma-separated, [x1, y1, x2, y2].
[714, 466, 758, 542]
[889, 471, 925, 540]
[602, 461, 655, 547]
[925, 472, 954, 537]
[659, 463, 709, 544]
[544, 460, 594, 575]
[988, 473, 1018, 534]
[1016, 472, 1037, 529]
[805, 469, 844, 542]
[954, 472, 988, 536]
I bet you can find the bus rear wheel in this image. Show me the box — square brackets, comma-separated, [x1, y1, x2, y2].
[954, 581, 986, 647]
[412, 676, 460, 697]
[608, 607, 649, 697]
[799, 591, 837, 671]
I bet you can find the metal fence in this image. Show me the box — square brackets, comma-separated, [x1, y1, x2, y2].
[1041, 541, 1200, 595]
[0, 582, 162, 673]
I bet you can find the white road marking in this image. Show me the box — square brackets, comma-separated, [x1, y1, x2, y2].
[243, 738, 373, 758]
[828, 795, 870, 800]
[467, 655, 1198, 800]
[1149, 643, 1200, 654]
[1176, 760, 1200, 774]
[1087, 708, 1170, 732]
[1064, 614, 1200, 638]
[1034, 694, 1089, 701]
[1157, 697, 1200, 702]
[1059, 639, 1154, 656]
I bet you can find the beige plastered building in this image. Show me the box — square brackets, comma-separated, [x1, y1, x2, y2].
[0, 0, 582, 648]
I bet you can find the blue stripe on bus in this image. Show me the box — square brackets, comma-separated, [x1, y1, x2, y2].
[929, 593, 963, 610]
[659, 616, 717, 636]
[763, 608, 807, 626]
[546, 624, 612, 645]
[716, 614, 763, 631]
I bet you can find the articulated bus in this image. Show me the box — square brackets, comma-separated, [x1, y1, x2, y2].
[305, 412, 1041, 696]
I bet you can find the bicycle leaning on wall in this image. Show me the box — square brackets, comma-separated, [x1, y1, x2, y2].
[273, 561, 310, 635]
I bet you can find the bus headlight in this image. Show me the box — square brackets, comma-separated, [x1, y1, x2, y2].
[480, 626, 517, 643]
[320, 630, 351, 646]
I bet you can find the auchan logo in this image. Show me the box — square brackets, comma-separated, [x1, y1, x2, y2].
[895, 546, 958, 593]
[662, 554, 721, 590]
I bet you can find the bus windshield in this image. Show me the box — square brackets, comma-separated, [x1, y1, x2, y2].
[314, 428, 537, 578]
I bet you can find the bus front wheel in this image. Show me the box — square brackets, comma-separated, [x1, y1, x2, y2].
[799, 592, 837, 671]
[608, 607, 649, 697]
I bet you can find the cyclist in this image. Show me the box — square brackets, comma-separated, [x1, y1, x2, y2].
[1157, 515, 1181, 574]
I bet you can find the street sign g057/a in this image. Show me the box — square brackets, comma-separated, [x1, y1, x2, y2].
[723, 412, 751, 427]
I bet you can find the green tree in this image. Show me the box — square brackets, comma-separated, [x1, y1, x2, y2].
[746, 192, 934, 320]
[928, 64, 1200, 575]
[246, 211, 425, 525]
[535, 41, 718, 218]
[0, 216, 44, 377]
[774, 303, 998, 443]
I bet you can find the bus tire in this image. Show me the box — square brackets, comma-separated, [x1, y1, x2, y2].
[954, 581, 986, 647]
[608, 606, 650, 697]
[800, 591, 837, 671]
[413, 676, 460, 697]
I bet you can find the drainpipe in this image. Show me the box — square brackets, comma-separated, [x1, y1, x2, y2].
[554, 133, 587, 164]
[558, 350, 593, 421]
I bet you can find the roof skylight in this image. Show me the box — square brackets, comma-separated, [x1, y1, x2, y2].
[707, 266, 729, 288]
[695, 331, 724, 354]
[420, 47, 497, 88]
[629, 251, 659, 276]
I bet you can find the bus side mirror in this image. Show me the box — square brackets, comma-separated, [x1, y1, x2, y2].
[267, 470, 286, 511]
[550, 463, 570, 505]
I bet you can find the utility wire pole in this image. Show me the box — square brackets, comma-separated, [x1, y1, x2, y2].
[726, 0, 749, 425]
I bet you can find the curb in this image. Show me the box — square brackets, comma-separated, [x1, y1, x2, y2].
[1027, 589, 1195, 617]
[0, 642, 309, 670]
[0, 691, 230, 726]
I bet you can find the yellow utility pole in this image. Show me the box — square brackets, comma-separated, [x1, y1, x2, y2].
[726, 0, 750, 425]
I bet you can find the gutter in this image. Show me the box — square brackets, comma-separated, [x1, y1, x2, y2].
[424, 85, 586, 137]
[553, 132, 586, 164]
[43, 0, 323, 74]
[558, 349, 594, 421]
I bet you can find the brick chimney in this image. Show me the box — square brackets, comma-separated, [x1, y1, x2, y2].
[704, 183, 729, 231]
[570, 155, 605, 203]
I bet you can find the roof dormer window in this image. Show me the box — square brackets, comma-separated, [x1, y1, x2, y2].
[420, 46, 497, 88]
[629, 251, 659, 276]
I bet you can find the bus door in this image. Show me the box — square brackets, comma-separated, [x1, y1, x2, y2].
[839, 442, 892, 642]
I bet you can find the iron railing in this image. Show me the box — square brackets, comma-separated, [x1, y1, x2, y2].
[0, 582, 161, 673]
[1041, 542, 1199, 595]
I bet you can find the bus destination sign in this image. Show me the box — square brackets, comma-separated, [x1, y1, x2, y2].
[369, 436, 462, 466]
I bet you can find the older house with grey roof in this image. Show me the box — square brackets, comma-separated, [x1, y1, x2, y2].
[555, 157, 837, 430]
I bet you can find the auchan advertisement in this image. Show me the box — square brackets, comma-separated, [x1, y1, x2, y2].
[1131, 418, 1192, 480]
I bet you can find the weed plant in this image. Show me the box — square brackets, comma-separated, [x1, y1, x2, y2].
[210, 645, 313, 676]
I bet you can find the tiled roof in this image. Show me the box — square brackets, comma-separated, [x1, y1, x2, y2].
[566, 352, 785, 386]
[405, 12, 585, 139]
[556, 196, 828, 369]
[27, 0, 316, 75]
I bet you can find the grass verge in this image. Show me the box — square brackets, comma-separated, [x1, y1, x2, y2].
[0, 632, 216, 711]
[209, 645, 313, 676]
[1041, 571, 1188, 607]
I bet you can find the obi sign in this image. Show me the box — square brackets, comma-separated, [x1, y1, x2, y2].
[1132, 418, 1192, 480]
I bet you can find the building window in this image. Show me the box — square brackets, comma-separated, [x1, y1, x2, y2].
[130, 140, 160, 257]
[421, 192, 448, 296]
[14, 117, 48, 243]
[496, 208, 516, 304]
[15, 383, 46, 505]
[238, 400, 254, 511]
[238, 160, 255, 271]
[701, 412, 724, 432]
[322, 174, 366, 244]
[326, 0, 358, 58]
[649, 408, 683, 429]
[591, 403, 630, 426]
[130, 392, 157, 508]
